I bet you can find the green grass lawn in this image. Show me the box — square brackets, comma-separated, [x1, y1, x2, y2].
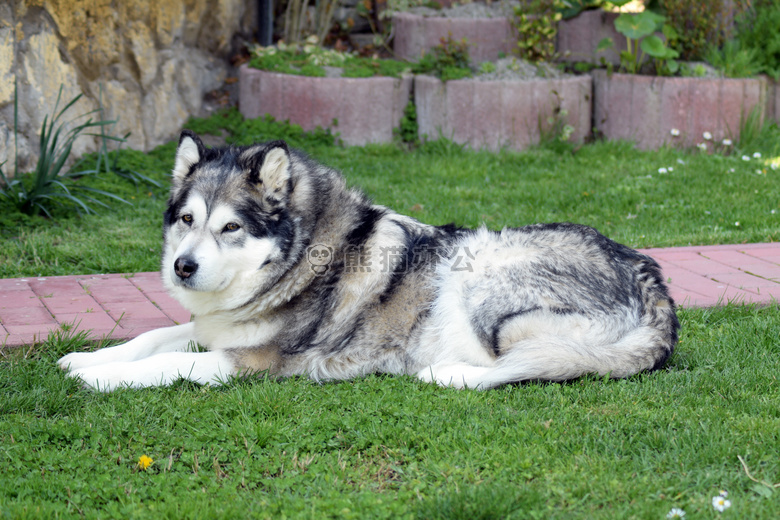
[1, 305, 779, 518]
[1, 109, 779, 278]
[1, 112, 779, 518]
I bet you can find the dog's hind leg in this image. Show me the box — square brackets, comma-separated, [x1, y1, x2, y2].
[58, 322, 197, 372]
[416, 363, 497, 389]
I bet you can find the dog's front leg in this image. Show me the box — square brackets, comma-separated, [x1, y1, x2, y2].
[58, 322, 197, 372]
[67, 350, 236, 391]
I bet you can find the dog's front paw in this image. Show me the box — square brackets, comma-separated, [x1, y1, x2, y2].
[67, 364, 131, 392]
[58, 351, 100, 372]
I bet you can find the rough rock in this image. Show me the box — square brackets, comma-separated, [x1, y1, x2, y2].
[1, 0, 256, 173]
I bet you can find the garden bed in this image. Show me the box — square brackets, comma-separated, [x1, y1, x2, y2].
[238, 64, 413, 146]
[415, 69, 592, 151]
[593, 70, 768, 149]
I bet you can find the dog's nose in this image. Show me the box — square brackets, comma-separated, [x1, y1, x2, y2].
[174, 256, 198, 279]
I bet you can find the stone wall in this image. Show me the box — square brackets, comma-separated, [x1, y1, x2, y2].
[1, 0, 256, 172]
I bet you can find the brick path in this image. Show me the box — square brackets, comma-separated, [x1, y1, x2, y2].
[1, 243, 778, 348]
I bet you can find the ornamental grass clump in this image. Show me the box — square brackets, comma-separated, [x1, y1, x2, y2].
[0, 85, 130, 217]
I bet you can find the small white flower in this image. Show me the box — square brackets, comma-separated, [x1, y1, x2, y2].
[658, 167, 668, 174]
[734, 221, 741, 227]
[703, 131, 713, 140]
[719, 490, 729, 498]
[742, 155, 751, 161]
[722, 138, 732, 146]
[771, 209, 776, 214]
[697, 142, 708, 151]
[666, 508, 686, 519]
[677, 158, 686, 165]
[712, 494, 731, 512]
[771, 163, 778, 171]
[668, 167, 674, 172]
[753, 152, 762, 159]
[670, 128, 681, 137]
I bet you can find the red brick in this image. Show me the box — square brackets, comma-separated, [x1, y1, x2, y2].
[0, 289, 44, 309]
[0, 306, 55, 326]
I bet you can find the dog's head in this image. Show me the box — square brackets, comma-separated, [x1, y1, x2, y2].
[162, 131, 297, 314]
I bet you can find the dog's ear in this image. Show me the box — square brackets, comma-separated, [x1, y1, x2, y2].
[172, 130, 205, 183]
[241, 140, 291, 195]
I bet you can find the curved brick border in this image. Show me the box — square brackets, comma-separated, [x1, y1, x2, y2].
[593, 71, 768, 149]
[414, 74, 592, 151]
[393, 12, 516, 64]
[239, 64, 413, 146]
[767, 78, 780, 124]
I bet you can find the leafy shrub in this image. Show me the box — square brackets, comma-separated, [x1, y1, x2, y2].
[705, 39, 762, 78]
[513, 0, 564, 63]
[595, 10, 680, 75]
[657, 0, 751, 61]
[734, 0, 780, 79]
[412, 35, 472, 81]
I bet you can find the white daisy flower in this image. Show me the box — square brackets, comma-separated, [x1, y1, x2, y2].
[670, 128, 681, 137]
[703, 131, 713, 140]
[753, 152, 762, 159]
[712, 494, 731, 512]
[722, 138, 732, 146]
[742, 155, 751, 161]
[666, 508, 686, 519]
[658, 167, 668, 174]
[697, 142, 708, 151]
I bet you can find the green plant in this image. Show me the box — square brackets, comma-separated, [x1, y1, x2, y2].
[478, 61, 496, 75]
[0, 85, 130, 217]
[658, 0, 750, 61]
[705, 39, 762, 79]
[734, 0, 780, 79]
[538, 91, 576, 153]
[395, 101, 419, 146]
[412, 35, 473, 81]
[513, 0, 564, 63]
[599, 11, 679, 75]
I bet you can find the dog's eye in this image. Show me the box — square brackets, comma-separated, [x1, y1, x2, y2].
[181, 214, 193, 225]
[224, 222, 240, 232]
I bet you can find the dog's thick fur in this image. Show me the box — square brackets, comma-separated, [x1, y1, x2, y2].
[58, 131, 679, 391]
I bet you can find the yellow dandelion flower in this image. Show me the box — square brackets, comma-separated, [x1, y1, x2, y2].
[138, 455, 154, 470]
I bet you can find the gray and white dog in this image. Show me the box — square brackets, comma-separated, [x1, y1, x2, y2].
[58, 131, 679, 391]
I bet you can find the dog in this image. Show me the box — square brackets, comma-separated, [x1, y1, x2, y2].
[58, 131, 679, 391]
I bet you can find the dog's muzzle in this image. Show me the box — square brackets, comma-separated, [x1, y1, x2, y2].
[174, 256, 199, 279]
